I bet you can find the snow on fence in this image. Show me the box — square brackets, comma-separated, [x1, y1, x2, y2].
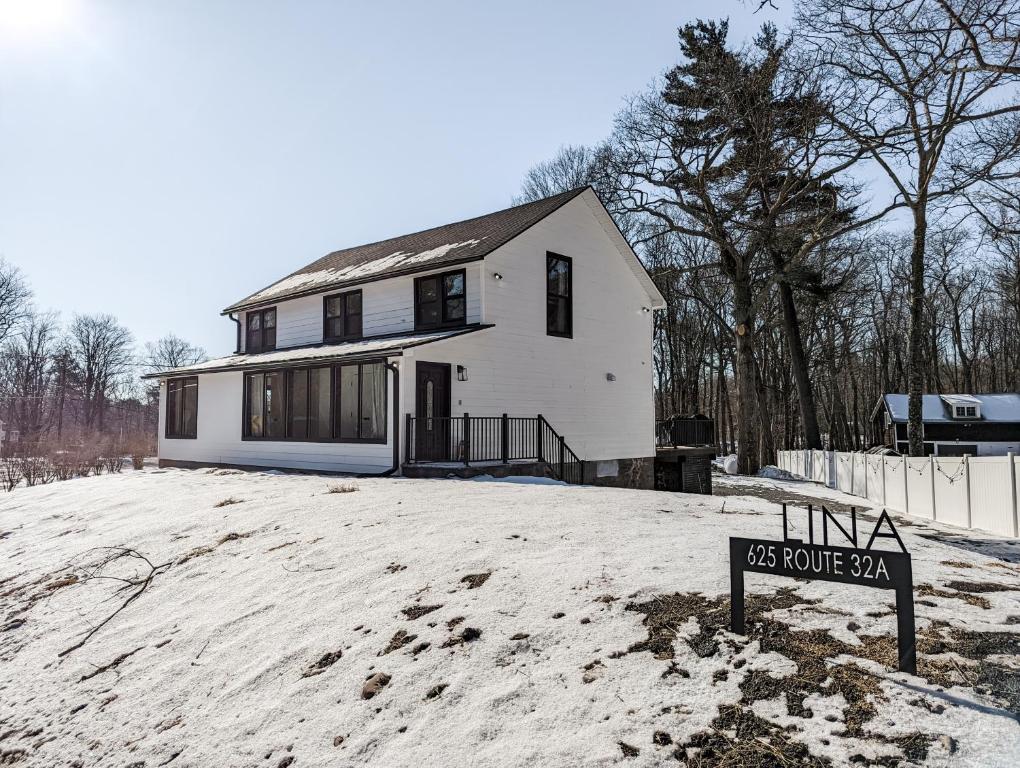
[775, 449, 1020, 538]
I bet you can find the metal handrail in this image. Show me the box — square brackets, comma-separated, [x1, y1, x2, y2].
[405, 413, 585, 484]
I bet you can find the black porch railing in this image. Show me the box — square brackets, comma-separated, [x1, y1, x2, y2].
[405, 413, 585, 485]
[656, 416, 715, 448]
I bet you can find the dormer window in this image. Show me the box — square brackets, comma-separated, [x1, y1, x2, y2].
[954, 405, 977, 419]
[246, 307, 277, 353]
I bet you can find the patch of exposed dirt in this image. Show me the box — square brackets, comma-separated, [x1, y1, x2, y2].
[441, 627, 482, 648]
[401, 604, 442, 620]
[675, 704, 831, 766]
[302, 648, 343, 678]
[624, 588, 946, 766]
[460, 572, 491, 589]
[943, 580, 1017, 594]
[379, 630, 417, 656]
[177, 531, 255, 565]
[917, 583, 990, 609]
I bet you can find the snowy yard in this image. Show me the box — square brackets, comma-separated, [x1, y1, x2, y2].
[1, 469, 1019, 767]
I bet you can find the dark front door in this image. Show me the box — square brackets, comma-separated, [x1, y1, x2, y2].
[415, 362, 452, 461]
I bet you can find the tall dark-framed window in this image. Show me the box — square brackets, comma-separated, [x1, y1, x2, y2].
[165, 377, 198, 439]
[288, 367, 333, 439]
[336, 361, 387, 442]
[414, 269, 466, 330]
[323, 290, 363, 342]
[242, 361, 386, 444]
[547, 252, 572, 338]
[246, 307, 277, 353]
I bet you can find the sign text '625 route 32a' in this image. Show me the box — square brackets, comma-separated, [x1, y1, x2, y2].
[729, 504, 916, 674]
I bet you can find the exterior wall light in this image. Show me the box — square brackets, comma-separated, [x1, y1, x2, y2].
[606, 373, 616, 382]
[493, 272, 504, 280]
[641, 306, 651, 313]
[457, 365, 468, 382]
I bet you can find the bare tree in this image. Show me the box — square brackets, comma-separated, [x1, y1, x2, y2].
[516, 145, 606, 203]
[0, 310, 61, 445]
[0, 257, 31, 348]
[68, 314, 135, 432]
[797, 0, 1020, 455]
[936, 0, 1020, 75]
[144, 334, 206, 374]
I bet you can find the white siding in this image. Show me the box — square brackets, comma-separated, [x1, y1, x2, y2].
[157, 369, 396, 474]
[171, 192, 659, 471]
[240, 263, 482, 350]
[399, 194, 656, 462]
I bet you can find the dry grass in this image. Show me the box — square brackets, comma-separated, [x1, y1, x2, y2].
[214, 497, 243, 508]
[325, 481, 359, 494]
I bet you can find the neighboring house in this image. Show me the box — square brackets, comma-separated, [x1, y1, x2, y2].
[143, 188, 666, 487]
[872, 393, 1020, 456]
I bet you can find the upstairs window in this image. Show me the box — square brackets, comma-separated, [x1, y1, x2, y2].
[954, 405, 977, 419]
[547, 253, 572, 338]
[324, 290, 363, 342]
[246, 307, 277, 353]
[165, 377, 198, 439]
[415, 270, 466, 330]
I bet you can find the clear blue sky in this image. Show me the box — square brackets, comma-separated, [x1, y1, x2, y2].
[0, 0, 787, 357]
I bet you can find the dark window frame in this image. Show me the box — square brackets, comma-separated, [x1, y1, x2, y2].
[323, 290, 363, 343]
[546, 252, 573, 338]
[414, 269, 467, 330]
[241, 359, 387, 445]
[245, 306, 278, 353]
[165, 376, 198, 439]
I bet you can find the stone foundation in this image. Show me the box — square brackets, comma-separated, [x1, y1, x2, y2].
[584, 457, 655, 490]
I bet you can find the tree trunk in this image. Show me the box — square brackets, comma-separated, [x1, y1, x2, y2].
[732, 278, 760, 474]
[777, 280, 822, 449]
[907, 208, 928, 457]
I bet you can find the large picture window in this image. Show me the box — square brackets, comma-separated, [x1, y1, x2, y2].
[246, 307, 277, 353]
[243, 361, 386, 443]
[166, 377, 198, 439]
[547, 253, 572, 338]
[415, 269, 466, 330]
[323, 290, 363, 342]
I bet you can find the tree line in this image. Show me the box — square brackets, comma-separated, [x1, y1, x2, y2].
[0, 257, 206, 465]
[517, 0, 1020, 472]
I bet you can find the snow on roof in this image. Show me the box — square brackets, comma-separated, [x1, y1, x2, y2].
[883, 393, 1020, 422]
[239, 240, 484, 307]
[143, 326, 491, 378]
[222, 188, 590, 313]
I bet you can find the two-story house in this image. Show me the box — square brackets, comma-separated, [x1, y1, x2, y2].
[145, 187, 666, 488]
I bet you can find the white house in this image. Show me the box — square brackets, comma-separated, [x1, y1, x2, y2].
[145, 188, 666, 487]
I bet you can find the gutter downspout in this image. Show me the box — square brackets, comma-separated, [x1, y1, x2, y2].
[367, 359, 401, 477]
[229, 313, 241, 354]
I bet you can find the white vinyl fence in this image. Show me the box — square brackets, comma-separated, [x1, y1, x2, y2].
[776, 450, 1020, 538]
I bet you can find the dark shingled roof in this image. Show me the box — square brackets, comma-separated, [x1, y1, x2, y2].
[223, 187, 589, 314]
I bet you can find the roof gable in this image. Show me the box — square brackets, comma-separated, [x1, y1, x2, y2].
[223, 188, 589, 314]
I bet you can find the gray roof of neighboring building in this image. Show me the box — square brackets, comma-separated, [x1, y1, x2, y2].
[881, 393, 1020, 423]
[222, 188, 590, 314]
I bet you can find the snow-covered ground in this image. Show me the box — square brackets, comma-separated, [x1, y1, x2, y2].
[1, 468, 1019, 767]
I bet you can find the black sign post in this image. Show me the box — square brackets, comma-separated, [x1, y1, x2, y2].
[730, 506, 916, 675]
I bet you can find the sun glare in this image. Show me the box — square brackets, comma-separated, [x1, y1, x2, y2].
[0, 0, 77, 42]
